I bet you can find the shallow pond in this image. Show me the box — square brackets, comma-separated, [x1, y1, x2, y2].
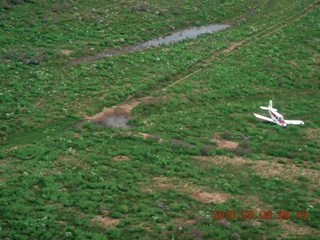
[70, 24, 229, 64]
[106, 116, 129, 129]
[139, 24, 229, 48]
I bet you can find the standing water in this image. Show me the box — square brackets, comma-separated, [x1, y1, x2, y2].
[140, 24, 229, 48]
[69, 24, 229, 65]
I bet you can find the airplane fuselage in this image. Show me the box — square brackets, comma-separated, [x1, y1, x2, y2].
[269, 110, 287, 127]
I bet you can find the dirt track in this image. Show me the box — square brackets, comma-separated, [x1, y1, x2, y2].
[86, 1, 318, 128]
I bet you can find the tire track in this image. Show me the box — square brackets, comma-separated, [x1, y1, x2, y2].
[165, 0, 319, 91]
[87, 1, 319, 121]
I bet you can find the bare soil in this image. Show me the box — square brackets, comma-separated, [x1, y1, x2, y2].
[91, 215, 119, 228]
[280, 219, 320, 238]
[215, 139, 239, 149]
[195, 155, 320, 186]
[61, 49, 72, 55]
[141, 176, 202, 193]
[87, 98, 139, 127]
[191, 191, 229, 203]
[306, 128, 320, 141]
[113, 155, 130, 161]
[211, 133, 239, 149]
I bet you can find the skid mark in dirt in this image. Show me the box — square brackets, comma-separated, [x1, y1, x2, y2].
[161, 40, 244, 92]
[244, 1, 319, 46]
[85, 1, 318, 131]
[163, 1, 318, 91]
[162, 70, 202, 91]
[221, 41, 244, 54]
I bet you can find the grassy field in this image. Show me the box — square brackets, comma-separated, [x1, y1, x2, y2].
[1, 0, 320, 239]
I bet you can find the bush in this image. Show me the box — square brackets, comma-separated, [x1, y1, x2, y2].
[107, 228, 122, 239]
[171, 202, 188, 212]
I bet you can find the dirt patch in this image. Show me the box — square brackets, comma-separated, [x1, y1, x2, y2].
[113, 155, 129, 161]
[9, 146, 20, 151]
[61, 49, 72, 55]
[112, 130, 163, 142]
[8, 144, 29, 152]
[32, 185, 40, 190]
[306, 128, 320, 141]
[141, 96, 167, 105]
[73, 132, 80, 138]
[280, 219, 320, 238]
[162, 70, 202, 91]
[191, 191, 229, 203]
[91, 215, 119, 228]
[211, 133, 239, 149]
[58, 156, 89, 170]
[252, 159, 320, 184]
[184, 219, 196, 225]
[141, 176, 202, 193]
[56, 220, 66, 225]
[221, 41, 244, 53]
[238, 195, 273, 215]
[34, 98, 44, 107]
[88, 98, 139, 127]
[195, 155, 320, 185]
[288, 59, 300, 68]
[214, 139, 239, 149]
[195, 155, 246, 166]
[136, 132, 163, 142]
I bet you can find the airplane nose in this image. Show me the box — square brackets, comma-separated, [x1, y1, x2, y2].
[282, 124, 287, 127]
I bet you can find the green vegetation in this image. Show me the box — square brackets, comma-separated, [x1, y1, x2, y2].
[1, 0, 319, 239]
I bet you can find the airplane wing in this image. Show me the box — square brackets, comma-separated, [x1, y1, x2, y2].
[254, 113, 274, 123]
[284, 120, 304, 125]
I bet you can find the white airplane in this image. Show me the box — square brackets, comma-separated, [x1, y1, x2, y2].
[254, 100, 304, 127]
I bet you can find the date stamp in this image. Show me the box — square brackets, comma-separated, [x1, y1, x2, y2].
[213, 210, 308, 220]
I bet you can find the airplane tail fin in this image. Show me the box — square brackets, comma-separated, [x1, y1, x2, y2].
[260, 100, 277, 111]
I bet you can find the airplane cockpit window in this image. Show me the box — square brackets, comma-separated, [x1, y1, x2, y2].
[279, 116, 284, 120]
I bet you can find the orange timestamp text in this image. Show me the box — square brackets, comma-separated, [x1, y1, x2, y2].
[213, 210, 308, 220]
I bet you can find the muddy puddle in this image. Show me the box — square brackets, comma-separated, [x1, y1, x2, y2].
[69, 24, 229, 65]
[106, 116, 129, 129]
[91, 114, 130, 129]
[88, 99, 139, 128]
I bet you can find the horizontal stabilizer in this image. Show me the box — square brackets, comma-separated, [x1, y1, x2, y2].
[260, 106, 278, 111]
[254, 113, 273, 123]
[284, 120, 304, 125]
[260, 100, 277, 111]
